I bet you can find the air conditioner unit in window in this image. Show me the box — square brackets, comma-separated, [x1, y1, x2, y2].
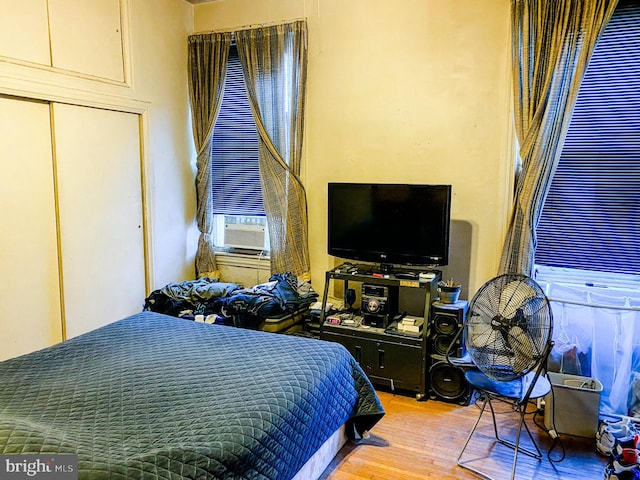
[223, 223, 266, 250]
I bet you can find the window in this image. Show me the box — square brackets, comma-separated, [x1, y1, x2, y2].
[210, 44, 268, 252]
[535, 0, 640, 282]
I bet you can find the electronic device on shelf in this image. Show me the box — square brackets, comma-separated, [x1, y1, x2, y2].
[327, 182, 452, 269]
[325, 312, 362, 327]
[334, 263, 358, 274]
[395, 272, 418, 280]
[419, 272, 437, 282]
[361, 283, 398, 328]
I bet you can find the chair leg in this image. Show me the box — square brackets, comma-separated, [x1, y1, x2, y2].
[457, 393, 544, 480]
[492, 400, 543, 460]
[520, 407, 543, 458]
[505, 403, 544, 479]
[485, 394, 500, 439]
[457, 393, 488, 467]
[509, 407, 528, 480]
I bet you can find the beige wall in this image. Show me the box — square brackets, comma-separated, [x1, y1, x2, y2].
[130, 0, 198, 287]
[194, 0, 514, 297]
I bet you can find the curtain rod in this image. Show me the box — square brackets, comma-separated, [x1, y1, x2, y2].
[191, 17, 306, 36]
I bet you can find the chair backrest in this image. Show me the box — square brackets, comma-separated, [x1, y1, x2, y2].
[518, 340, 554, 403]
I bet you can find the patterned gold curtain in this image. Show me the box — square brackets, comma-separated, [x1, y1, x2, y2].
[187, 32, 232, 278]
[499, 0, 618, 275]
[235, 20, 310, 280]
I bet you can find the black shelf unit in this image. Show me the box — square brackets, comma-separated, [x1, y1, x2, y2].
[319, 264, 441, 399]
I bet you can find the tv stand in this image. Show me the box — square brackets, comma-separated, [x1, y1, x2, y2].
[319, 263, 441, 399]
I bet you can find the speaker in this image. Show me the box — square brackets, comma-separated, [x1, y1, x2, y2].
[427, 300, 472, 404]
[432, 333, 460, 357]
[428, 360, 473, 405]
[361, 284, 398, 328]
[430, 300, 469, 358]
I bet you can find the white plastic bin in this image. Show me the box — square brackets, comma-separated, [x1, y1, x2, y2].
[544, 372, 603, 438]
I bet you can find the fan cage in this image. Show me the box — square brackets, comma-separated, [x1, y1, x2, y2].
[464, 274, 553, 382]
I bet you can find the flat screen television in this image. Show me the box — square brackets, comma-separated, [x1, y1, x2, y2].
[327, 182, 451, 268]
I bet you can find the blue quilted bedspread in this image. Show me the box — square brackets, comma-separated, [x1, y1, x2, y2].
[0, 312, 384, 479]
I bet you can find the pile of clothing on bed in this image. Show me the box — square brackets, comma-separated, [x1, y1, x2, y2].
[143, 272, 318, 329]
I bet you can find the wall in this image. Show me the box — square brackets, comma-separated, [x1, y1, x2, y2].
[194, 0, 514, 297]
[130, 0, 197, 287]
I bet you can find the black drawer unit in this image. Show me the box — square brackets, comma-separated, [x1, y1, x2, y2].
[322, 325, 425, 394]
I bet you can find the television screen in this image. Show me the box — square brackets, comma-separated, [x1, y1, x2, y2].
[327, 183, 451, 267]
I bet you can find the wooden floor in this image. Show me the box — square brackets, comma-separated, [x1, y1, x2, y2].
[321, 389, 607, 480]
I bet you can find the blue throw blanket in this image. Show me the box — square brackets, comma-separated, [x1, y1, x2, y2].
[144, 273, 318, 329]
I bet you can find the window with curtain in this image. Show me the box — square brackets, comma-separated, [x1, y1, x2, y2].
[535, 0, 640, 282]
[210, 44, 268, 252]
[533, 0, 640, 417]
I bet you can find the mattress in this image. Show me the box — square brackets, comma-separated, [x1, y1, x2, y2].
[0, 312, 384, 480]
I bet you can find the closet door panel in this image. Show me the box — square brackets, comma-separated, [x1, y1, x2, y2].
[0, 97, 62, 361]
[48, 0, 125, 82]
[0, 0, 51, 65]
[53, 103, 145, 338]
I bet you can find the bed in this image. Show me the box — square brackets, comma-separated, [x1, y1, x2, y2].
[0, 312, 384, 479]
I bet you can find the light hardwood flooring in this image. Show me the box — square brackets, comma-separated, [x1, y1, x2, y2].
[321, 389, 608, 479]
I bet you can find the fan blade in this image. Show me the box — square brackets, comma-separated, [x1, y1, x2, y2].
[520, 294, 550, 323]
[469, 326, 499, 348]
[499, 279, 536, 319]
[507, 325, 534, 373]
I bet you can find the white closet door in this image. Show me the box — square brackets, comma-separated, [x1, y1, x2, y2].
[53, 103, 145, 338]
[0, 97, 62, 361]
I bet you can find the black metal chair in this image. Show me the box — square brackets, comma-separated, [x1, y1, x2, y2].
[445, 273, 554, 480]
[448, 342, 553, 479]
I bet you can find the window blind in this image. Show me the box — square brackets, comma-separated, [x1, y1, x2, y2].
[210, 45, 265, 216]
[535, 0, 640, 277]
